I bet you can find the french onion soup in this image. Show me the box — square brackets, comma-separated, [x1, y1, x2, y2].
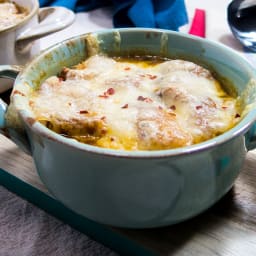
[0, 1, 28, 30]
[29, 55, 242, 151]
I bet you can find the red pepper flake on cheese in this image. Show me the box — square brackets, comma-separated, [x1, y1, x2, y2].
[99, 87, 115, 98]
[121, 104, 129, 109]
[137, 96, 153, 103]
[79, 110, 89, 114]
[147, 74, 157, 80]
[169, 105, 176, 110]
[196, 105, 203, 110]
[107, 87, 115, 95]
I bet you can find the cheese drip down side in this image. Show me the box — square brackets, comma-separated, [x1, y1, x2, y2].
[29, 55, 241, 151]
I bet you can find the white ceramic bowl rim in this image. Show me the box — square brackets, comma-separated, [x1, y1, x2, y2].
[0, 0, 38, 33]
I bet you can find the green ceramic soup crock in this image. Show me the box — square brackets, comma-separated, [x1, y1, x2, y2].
[0, 28, 256, 228]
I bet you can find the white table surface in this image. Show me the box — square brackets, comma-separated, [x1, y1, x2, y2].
[39, 0, 244, 53]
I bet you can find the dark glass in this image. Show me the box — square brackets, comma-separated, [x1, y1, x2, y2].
[227, 0, 256, 52]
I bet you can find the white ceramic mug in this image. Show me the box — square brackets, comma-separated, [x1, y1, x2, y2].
[0, 0, 75, 92]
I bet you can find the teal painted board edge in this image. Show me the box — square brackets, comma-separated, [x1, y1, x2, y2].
[0, 168, 155, 256]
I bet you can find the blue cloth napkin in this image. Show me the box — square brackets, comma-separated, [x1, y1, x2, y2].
[39, 0, 188, 31]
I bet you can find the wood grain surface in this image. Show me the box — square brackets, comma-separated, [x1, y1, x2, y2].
[0, 133, 256, 256]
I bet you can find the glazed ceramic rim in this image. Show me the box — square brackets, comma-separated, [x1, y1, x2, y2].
[0, 0, 38, 33]
[17, 28, 256, 158]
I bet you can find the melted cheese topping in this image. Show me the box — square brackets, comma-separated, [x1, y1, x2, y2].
[29, 55, 241, 151]
[0, 1, 28, 30]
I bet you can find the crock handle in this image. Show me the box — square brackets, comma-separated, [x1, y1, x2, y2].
[245, 123, 256, 151]
[0, 65, 19, 130]
[0, 65, 31, 154]
[15, 7, 75, 51]
[0, 98, 7, 129]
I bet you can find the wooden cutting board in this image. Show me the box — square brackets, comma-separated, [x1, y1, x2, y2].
[1, 133, 256, 256]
